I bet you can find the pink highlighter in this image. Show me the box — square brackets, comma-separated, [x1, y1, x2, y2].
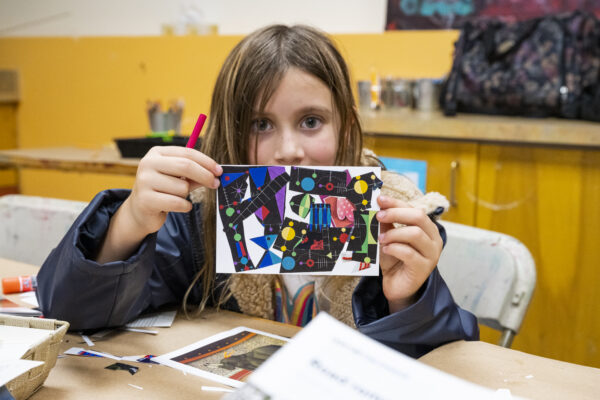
[186, 113, 207, 148]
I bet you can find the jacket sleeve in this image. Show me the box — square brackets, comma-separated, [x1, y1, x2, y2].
[36, 189, 201, 330]
[351, 221, 479, 358]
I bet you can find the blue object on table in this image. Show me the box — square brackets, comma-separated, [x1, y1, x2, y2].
[379, 156, 427, 193]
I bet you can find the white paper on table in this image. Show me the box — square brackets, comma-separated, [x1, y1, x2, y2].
[18, 292, 39, 307]
[235, 313, 523, 400]
[63, 347, 122, 360]
[0, 359, 44, 386]
[0, 325, 53, 360]
[0, 343, 33, 361]
[125, 310, 176, 328]
[0, 295, 41, 316]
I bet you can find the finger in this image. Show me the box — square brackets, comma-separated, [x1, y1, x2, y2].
[148, 154, 220, 189]
[379, 225, 441, 259]
[376, 207, 439, 241]
[381, 242, 426, 272]
[377, 194, 410, 210]
[150, 191, 193, 214]
[153, 146, 223, 176]
[148, 173, 192, 199]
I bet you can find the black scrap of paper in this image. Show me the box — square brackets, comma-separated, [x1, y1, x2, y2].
[105, 362, 139, 375]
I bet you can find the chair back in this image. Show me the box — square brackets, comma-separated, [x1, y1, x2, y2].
[437, 221, 536, 347]
[0, 195, 87, 266]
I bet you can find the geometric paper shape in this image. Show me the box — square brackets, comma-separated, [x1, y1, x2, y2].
[258, 250, 282, 268]
[251, 234, 278, 250]
[221, 172, 246, 187]
[249, 167, 268, 188]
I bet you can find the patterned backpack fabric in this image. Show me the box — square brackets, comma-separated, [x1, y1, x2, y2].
[441, 11, 600, 121]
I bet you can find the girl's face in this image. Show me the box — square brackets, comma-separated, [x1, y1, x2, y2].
[248, 68, 339, 166]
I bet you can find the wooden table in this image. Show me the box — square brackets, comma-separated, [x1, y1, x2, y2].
[0, 147, 139, 175]
[2, 258, 600, 400]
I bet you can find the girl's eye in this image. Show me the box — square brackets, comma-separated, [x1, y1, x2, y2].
[251, 119, 273, 133]
[301, 116, 322, 130]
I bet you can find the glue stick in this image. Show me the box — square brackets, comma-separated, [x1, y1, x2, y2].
[1, 275, 37, 294]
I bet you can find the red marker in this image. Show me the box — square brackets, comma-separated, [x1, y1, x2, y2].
[186, 113, 207, 148]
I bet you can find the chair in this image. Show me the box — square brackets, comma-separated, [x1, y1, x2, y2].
[0, 195, 87, 266]
[437, 220, 536, 348]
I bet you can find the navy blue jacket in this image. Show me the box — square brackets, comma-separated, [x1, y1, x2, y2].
[37, 189, 479, 358]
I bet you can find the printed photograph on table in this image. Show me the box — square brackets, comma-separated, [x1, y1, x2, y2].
[154, 327, 289, 388]
[216, 165, 382, 275]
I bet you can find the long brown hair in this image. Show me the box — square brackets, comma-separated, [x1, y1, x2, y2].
[184, 24, 364, 313]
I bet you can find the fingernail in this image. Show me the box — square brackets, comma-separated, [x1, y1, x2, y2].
[377, 210, 386, 219]
[378, 233, 385, 243]
[214, 164, 223, 175]
[213, 178, 220, 189]
[379, 195, 388, 202]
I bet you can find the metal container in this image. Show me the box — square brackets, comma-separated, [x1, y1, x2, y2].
[381, 78, 395, 108]
[414, 78, 443, 111]
[392, 79, 413, 108]
[357, 80, 371, 109]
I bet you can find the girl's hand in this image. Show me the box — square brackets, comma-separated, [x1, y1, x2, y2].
[95, 146, 221, 264]
[376, 195, 444, 314]
[125, 146, 223, 235]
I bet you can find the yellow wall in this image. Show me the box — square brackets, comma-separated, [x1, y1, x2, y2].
[0, 30, 459, 201]
[0, 104, 18, 190]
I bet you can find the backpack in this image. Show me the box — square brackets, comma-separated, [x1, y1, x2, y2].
[441, 11, 600, 121]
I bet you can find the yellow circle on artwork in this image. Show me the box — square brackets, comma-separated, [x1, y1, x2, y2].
[289, 221, 294, 226]
[354, 180, 368, 194]
[281, 227, 295, 241]
[364, 257, 371, 263]
[371, 174, 376, 180]
[351, 236, 355, 240]
[281, 245, 287, 252]
[302, 229, 306, 234]
[333, 237, 337, 241]
[341, 228, 346, 232]
[362, 199, 368, 205]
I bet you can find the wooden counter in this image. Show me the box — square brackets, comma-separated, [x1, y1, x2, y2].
[0, 146, 138, 175]
[360, 109, 600, 148]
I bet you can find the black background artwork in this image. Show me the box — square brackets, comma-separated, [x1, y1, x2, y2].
[386, 0, 600, 30]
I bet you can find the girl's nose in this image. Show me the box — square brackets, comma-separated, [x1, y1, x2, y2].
[274, 130, 304, 165]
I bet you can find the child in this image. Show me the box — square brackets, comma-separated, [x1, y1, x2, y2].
[37, 25, 478, 358]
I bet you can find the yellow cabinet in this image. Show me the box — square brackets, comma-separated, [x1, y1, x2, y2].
[0, 104, 18, 194]
[477, 144, 600, 367]
[365, 136, 478, 225]
[365, 120, 600, 368]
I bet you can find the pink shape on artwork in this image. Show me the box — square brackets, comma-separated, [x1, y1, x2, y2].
[323, 197, 355, 227]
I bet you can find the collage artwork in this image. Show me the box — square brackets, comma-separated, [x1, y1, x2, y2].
[216, 165, 382, 275]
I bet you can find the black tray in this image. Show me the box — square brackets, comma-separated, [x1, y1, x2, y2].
[114, 136, 192, 158]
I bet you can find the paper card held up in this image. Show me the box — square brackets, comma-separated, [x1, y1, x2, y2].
[216, 165, 382, 275]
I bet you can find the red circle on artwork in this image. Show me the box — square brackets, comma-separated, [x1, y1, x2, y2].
[225, 176, 230, 181]
[233, 201, 238, 205]
[326, 182, 334, 191]
[306, 259, 315, 267]
[219, 205, 224, 209]
[339, 233, 348, 243]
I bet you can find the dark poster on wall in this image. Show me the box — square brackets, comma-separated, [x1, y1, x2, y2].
[386, 0, 600, 30]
